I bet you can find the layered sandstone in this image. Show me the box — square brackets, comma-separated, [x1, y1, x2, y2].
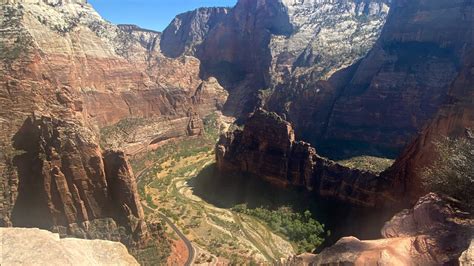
[0, 0, 224, 251]
[0, 227, 139, 265]
[161, 0, 390, 115]
[384, 51, 474, 201]
[216, 109, 392, 207]
[268, 0, 474, 156]
[3, 115, 149, 246]
[298, 194, 473, 265]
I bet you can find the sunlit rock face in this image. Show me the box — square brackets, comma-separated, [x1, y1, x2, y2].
[0, 0, 226, 244]
[300, 193, 474, 265]
[0, 228, 139, 265]
[270, 0, 391, 83]
[266, 0, 474, 159]
[161, 0, 390, 116]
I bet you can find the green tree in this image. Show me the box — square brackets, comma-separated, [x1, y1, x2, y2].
[422, 136, 474, 211]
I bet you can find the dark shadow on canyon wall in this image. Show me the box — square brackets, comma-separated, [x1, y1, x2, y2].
[10, 117, 53, 229]
[315, 139, 401, 161]
[188, 163, 397, 250]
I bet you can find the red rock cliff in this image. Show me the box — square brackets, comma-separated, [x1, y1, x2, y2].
[0, 0, 226, 246]
[384, 51, 474, 201]
[216, 109, 393, 207]
[267, 0, 474, 157]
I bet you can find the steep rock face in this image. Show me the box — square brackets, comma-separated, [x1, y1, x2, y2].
[5, 115, 147, 244]
[161, 0, 390, 115]
[460, 240, 474, 266]
[384, 51, 474, 200]
[307, 193, 473, 265]
[0, 227, 139, 265]
[216, 109, 392, 207]
[1, 0, 227, 151]
[270, 0, 474, 156]
[161, 7, 230, 58]
[0, 0, 224, 248]
[98, 77, 228, 154]
[270, 0, 390, 83]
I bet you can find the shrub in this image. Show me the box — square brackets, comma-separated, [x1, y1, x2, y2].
[422, 136, 474, 211]
[232, 205, 325, 253]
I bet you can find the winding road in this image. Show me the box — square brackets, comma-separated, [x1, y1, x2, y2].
[158, 212, 195, 266]
[138, 168, 196, 266]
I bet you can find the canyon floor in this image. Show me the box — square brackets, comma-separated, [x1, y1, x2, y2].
[130, 115, 295, 264]
[119, 112, 396, 263]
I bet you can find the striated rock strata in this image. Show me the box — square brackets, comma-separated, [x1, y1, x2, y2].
[161, 0, 390, 115]
[0, 227, 139, 265]
[216, 109, 392, 207]
[0, 0, 224, 252]
[5, 115, 149, 246]
[384, 51, 474, 200]
[267, 0, 474, 156]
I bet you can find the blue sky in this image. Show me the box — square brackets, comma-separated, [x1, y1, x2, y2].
[89, 0, 237, 32]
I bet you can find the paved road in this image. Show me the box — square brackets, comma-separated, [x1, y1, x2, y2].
[138, 168, 195, 266]
[158, 212, 195, 266]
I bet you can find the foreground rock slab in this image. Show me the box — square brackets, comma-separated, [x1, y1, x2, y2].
[0, 228, 139, 266]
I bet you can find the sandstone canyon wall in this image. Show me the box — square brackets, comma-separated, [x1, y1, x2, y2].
[0, 0, 226, 248]
[384, 50, 474, 200]
[216, 109, 393, 207]
[164, 0, 473, 161]
[267, 0, 474, 158]
[161, 0, 390, 116]
[226, 0, 474, 206]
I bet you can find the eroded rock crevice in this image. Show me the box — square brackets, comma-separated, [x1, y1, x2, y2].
[8, 115, 148, 245]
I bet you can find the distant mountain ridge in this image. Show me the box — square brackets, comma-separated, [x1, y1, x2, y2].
[160, 0, 390, 116]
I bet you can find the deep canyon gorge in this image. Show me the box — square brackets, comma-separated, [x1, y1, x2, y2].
[0, 0, 473, 265]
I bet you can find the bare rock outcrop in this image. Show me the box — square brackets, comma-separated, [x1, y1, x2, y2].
[0, 0, 226, 253]
[216, 109, 391, 207]
[0, 227, 139, 265]
[460, 240, 474, 266]
[267, 0, 474, 157]
[0, 0, 228, 156]
[161, 0, 390, 116]
[305, 193, 474, 265]
[3, 116, 148, 245]
[161, 7, 230, 58]
[384, 51, 474, 201]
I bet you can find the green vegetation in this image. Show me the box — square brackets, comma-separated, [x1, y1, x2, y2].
[145, 194, 157, 209]
[130, 223, 171, 265]
[100, 117, 147, 148]
[232, 205, 326, 253]
[130, 113, 220, 173]
[338, 155, 394, 173]
[202, 112, 221, 141]
[422, 137, 474, 211]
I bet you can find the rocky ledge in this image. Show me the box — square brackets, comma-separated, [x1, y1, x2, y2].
[289, 193, 473, 265]
[216, 109, 393, 207]
[0, 227, 139, 265]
